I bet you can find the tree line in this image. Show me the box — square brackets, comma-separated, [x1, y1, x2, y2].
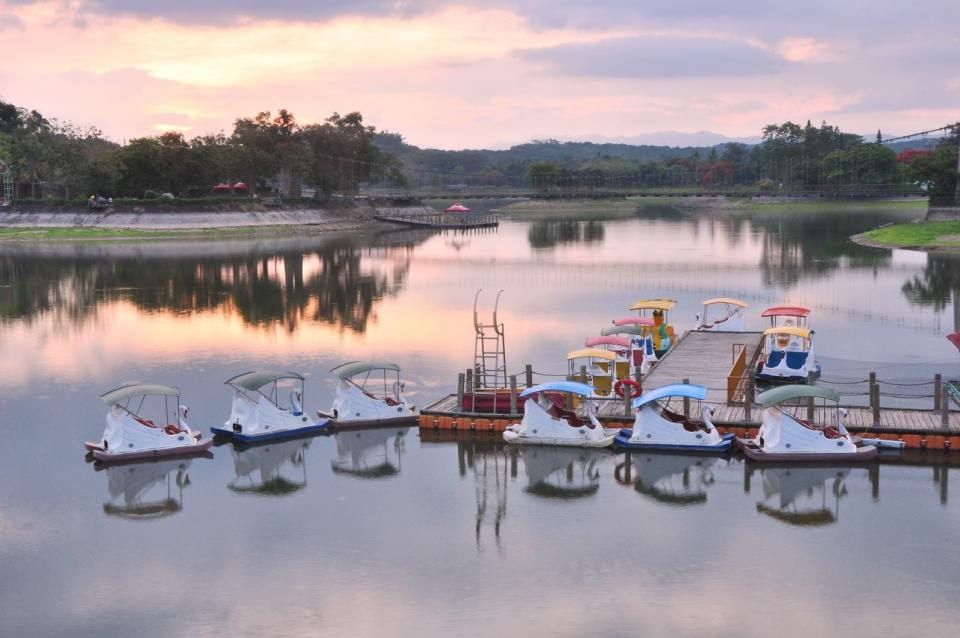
[0, 100, 404, 200]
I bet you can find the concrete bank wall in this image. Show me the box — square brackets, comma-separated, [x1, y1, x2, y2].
[0, 200, 437, 230]
[926, 205, 960, 221]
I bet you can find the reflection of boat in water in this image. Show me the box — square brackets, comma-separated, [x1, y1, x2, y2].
[753, 465, 850, 526]
[330, 427, 409, 478]
[100, 457, 195, 519]
[518, 446, 610, 498]
[228, 438, 310, 496]
[619, 453, 718, 506]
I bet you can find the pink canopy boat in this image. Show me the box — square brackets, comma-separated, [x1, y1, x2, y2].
[445, 202, 470, 213]
[584, 336, 631, 348]
[612, 317, 655, 327]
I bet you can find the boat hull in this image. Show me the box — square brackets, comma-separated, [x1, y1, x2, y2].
[613, 431, 735, 453]
[211, 421, 331, 443]
[317, 412, 419, 430]
[90, 437, 214, 462]
[502, 430, 615, 448]
[737, 438, 877, 463]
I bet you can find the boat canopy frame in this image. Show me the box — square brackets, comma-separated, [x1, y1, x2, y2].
[629, 298, 678, 312]
[633, 383, 708, 408]
[520, 380, 595, 398]
[757, 385, 839, 407]
[225, 370, 306, 409]
[99, 383, 182, 427]
[566, 348, 617, 362]
[763, 326, 812, 339]
[331, 361, 403, 399]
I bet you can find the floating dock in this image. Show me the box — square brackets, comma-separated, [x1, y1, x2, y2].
[375, 211, 499, 229]
[419, 330, 960, 450]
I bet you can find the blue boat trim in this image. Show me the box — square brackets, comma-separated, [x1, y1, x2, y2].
[613, 432, 735, 452]
[210, 420, 331, 442]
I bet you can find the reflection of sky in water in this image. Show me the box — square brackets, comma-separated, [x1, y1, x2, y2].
[1, 204, 960, 636]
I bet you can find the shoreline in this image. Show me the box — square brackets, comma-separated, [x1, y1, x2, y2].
[851, 221, 960, 253]
[0, 199, 436, 240]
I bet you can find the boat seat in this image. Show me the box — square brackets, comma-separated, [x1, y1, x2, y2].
[765, 350, 784, 367]
[385, 397, 399, 406]
[133, 415, 157, 428]
[785, 351, 808, 370]
[546, 403, 592, 429]
[822, 426, 842, 439]
[661, 408, 709, 432]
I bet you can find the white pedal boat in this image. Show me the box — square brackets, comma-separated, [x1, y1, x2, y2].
[614, 383, 735, 452]
[756, 326, 821, 384]
[318, 361, 418, 429]
[695, 297, 747, 331]
[84, 384, 212, 462]
[212, 371, 331, 443]
[736, 385, 877, 462]
[503, 381, 616, 448]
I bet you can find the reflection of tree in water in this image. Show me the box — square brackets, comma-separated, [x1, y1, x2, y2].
[0, 233, 426, 332]
[902, 254, 960, 331]
[752, 210, 895, 286]
[527, 220, 605, 249]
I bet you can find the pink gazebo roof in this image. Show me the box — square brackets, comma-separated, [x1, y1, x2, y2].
[585, 336, 631, 348]
[612, 317, 655, 327]
[445, 202, 470, 213]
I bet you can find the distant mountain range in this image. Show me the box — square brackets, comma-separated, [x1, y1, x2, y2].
[562, 130, 763, 147]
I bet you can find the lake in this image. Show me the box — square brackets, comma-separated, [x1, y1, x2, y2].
[1, 199, 959, 637]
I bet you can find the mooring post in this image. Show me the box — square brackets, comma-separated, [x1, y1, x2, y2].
[634, 368, 642, 385]
[744, 377, 754, 422]
[580, 365, 588, 386]
[623, 384, 632, 417]
[807, 371, 815, 421]
[871, 384, 881, 425]
[465, 368, 474, 394]
[525, 364, 533, 388]
[942, 386, 950, 427]
[683, 378, 690, 418]
[509, 375, 518, 414]
[456, 373, 465, 412]
[934, 373, 942, 411]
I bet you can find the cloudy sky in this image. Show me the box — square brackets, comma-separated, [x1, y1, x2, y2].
[0, 0, 957, 148]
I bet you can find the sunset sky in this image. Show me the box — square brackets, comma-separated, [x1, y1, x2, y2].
[0, 0, 957, 149]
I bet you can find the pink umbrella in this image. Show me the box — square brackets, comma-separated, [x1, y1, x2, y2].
[445, 202, 470, 213]
[233, 181, 249, 191]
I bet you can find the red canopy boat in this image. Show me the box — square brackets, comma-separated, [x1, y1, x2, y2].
[445, 202, 470, 213]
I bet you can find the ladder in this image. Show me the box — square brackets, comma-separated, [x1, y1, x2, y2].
[473, 289, 507, 395]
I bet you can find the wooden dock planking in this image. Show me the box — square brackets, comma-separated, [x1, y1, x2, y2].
[642, 330, 765, 394]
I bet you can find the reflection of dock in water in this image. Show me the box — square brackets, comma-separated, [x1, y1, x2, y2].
[101, 458, 195, 519]
[456, 441, 511, 553]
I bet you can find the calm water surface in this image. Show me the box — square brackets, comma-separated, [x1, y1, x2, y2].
[2, 201, 959, 637]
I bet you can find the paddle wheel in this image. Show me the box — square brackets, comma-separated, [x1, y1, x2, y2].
[0, 159, 11, 206]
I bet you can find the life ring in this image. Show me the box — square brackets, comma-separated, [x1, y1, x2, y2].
[614, 379, 642, 399]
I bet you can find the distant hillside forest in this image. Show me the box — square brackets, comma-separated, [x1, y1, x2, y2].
[376, 123, 955, 195]
[0, 96, 955, 201]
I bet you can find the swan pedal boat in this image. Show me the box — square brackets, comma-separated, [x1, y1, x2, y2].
[614, 383, 735, 452]
[316, 361, 418, 429]
[85, 383, 213, 462]
[212, 371, 331, 443]
[736, 385, 877, 462]
[503, 381, 617, 448]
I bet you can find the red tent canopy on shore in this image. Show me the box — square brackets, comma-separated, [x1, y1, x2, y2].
[233, 181, 249, 191]
[445, 201, 470, 213]
[213, 182, 232, 191]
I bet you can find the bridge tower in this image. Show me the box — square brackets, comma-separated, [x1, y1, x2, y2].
[0, 160, 11, 206]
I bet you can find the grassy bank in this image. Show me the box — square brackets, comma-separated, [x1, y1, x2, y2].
[856, 221, 960, 250]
